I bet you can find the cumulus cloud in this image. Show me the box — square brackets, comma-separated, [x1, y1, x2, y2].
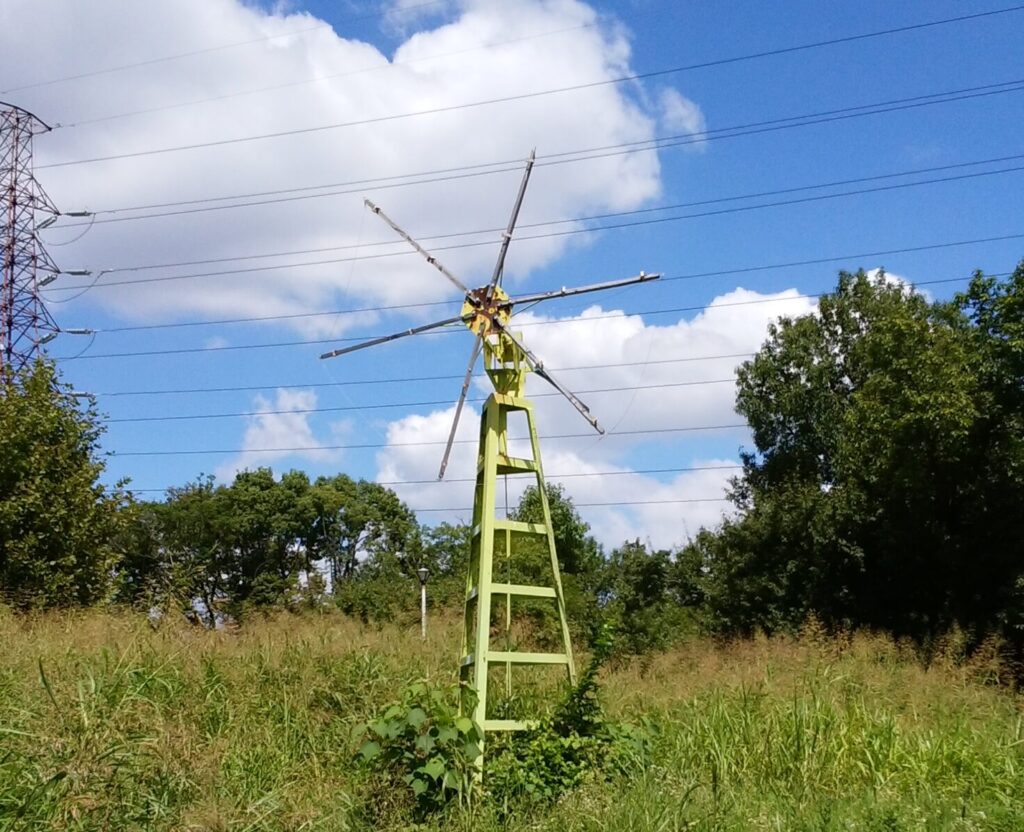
[3, 0, 695, 334]
[658, 88, 707, 146]
[864, 267, 931, 301]
[215, 388, 349, 481]
[375, 285, 817, 547]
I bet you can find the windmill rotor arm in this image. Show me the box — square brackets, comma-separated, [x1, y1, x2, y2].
[438, 334, 484, 480]
[319, 312, 469, 360]
[505, 271, 661, 308]
[489, 149, 536, 290]
[491, 321, 605, 435]
[364, 198, 472, 296]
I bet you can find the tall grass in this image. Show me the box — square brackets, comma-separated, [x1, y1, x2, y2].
[0, 608, 1021, 830]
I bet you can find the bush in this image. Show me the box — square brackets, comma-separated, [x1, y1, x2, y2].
[354, 680, 482, 820]
[486, 625, 653, 808]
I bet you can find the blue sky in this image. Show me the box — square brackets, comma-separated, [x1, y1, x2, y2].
[3, 0, 1022, 548]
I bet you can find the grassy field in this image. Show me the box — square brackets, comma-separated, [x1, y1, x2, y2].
[0, 609, 1022, 831]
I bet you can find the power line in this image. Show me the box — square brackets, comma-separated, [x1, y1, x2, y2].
[53, 78, 1024, 224]
[0, 1, 448, 95]
[36, 6, 1024, 170]
[104, 378, 738, 423]
[125, 463, 744, 493]
[112, 422, 751, 457]
[48, 164, 1024, 298]
[94, 353, 758, 397]
[52, 271, 991, 363]
[63, 20, 598, 128]
[79, 236, 1022, 335]
[410, 497, 732, 513]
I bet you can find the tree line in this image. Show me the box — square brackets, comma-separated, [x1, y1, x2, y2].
[2, 262, 1023, 663]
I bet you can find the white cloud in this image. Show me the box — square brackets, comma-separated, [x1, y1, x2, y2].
[864, 267, 932, 301]
[5, 0, 698, 333]
[658, 88, 706, 146]
[381, 0, 457, 35]
[375, 286, 816, 547]
[215, 388, 348, 481]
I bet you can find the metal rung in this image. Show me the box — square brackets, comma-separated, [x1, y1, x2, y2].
[491, 393, 530, 410]
[491, 582, 556, 599]
[471, 519, 548, 538]
[494, 519, 547, 535]
[487, 651, 569, 665]
[483, 718, 538, 732]
[496, 455, 537, 475]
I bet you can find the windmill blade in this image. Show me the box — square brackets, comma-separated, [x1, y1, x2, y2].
[492, 321, 605, 435]
[364, 199, 471, 295]
[438, 334, 484, 480]
[320, 313, 468, 360]
[488, 149, 535, 290]
[507, 271, 661, 308]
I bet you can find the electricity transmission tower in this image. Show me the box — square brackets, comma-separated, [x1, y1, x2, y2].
[1, 103, 60, 376]
[322, 151, 659, 762]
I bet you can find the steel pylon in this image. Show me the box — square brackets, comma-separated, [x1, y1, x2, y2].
[459, 329, 576, 756]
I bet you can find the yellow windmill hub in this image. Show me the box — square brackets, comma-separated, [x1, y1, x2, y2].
[462, 284, 511, 336]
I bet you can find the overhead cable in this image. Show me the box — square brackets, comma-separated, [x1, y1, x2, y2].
[104, 378, 738, 422]
[83, 236, 1020, 335]
[112, 422, 751, 457]
[0, 1, 447, 95]
[53, 79, 1024, 221]
[58, 281, 962, 361]
[36, 6, 1024, 170]
[95, 353, 758, 396]
[48, 166, 1024, 297]
[125, 463, 744, 493]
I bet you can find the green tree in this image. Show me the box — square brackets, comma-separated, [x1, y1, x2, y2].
[217, 468, 312, 613]
[0, 360, 128, 609]
[696, 267, 1024, 646]
[510, 483, 603, 640]
[307, 474, 420, 588]
[147, 477, 231, 626]
[601, 539, 695, 654]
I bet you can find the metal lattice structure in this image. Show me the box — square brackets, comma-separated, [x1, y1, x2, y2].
[321, 152, 659, 761]
[1, 103, 59, 376]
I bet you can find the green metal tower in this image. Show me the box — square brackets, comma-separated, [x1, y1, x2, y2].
[459, 326, 578, 740]
[321, 151, 659, 760]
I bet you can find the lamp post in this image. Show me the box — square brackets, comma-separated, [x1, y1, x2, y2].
[416, 567, 429, 640]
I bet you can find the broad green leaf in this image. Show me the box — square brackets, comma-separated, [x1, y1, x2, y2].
[420, 757, 445, 781]
[358, 741, 380, 761]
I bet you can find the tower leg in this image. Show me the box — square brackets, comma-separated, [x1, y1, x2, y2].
[460, 390, 577, 769]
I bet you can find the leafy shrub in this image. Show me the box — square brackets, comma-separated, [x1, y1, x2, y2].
[355, 680, 482, 818]
[486, 624, 653, 807]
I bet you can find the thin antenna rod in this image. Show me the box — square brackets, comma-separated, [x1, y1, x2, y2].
[493, 321, 604, 435]
[438, 334, 483, 479]
[489, 149, 535, 289]
[320, 312, 468, 359]
[364, 199, 471, 295]
[507, 271, 660, 307]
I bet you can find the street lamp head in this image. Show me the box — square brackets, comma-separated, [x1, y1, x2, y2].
[417, 567, 429, 585]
